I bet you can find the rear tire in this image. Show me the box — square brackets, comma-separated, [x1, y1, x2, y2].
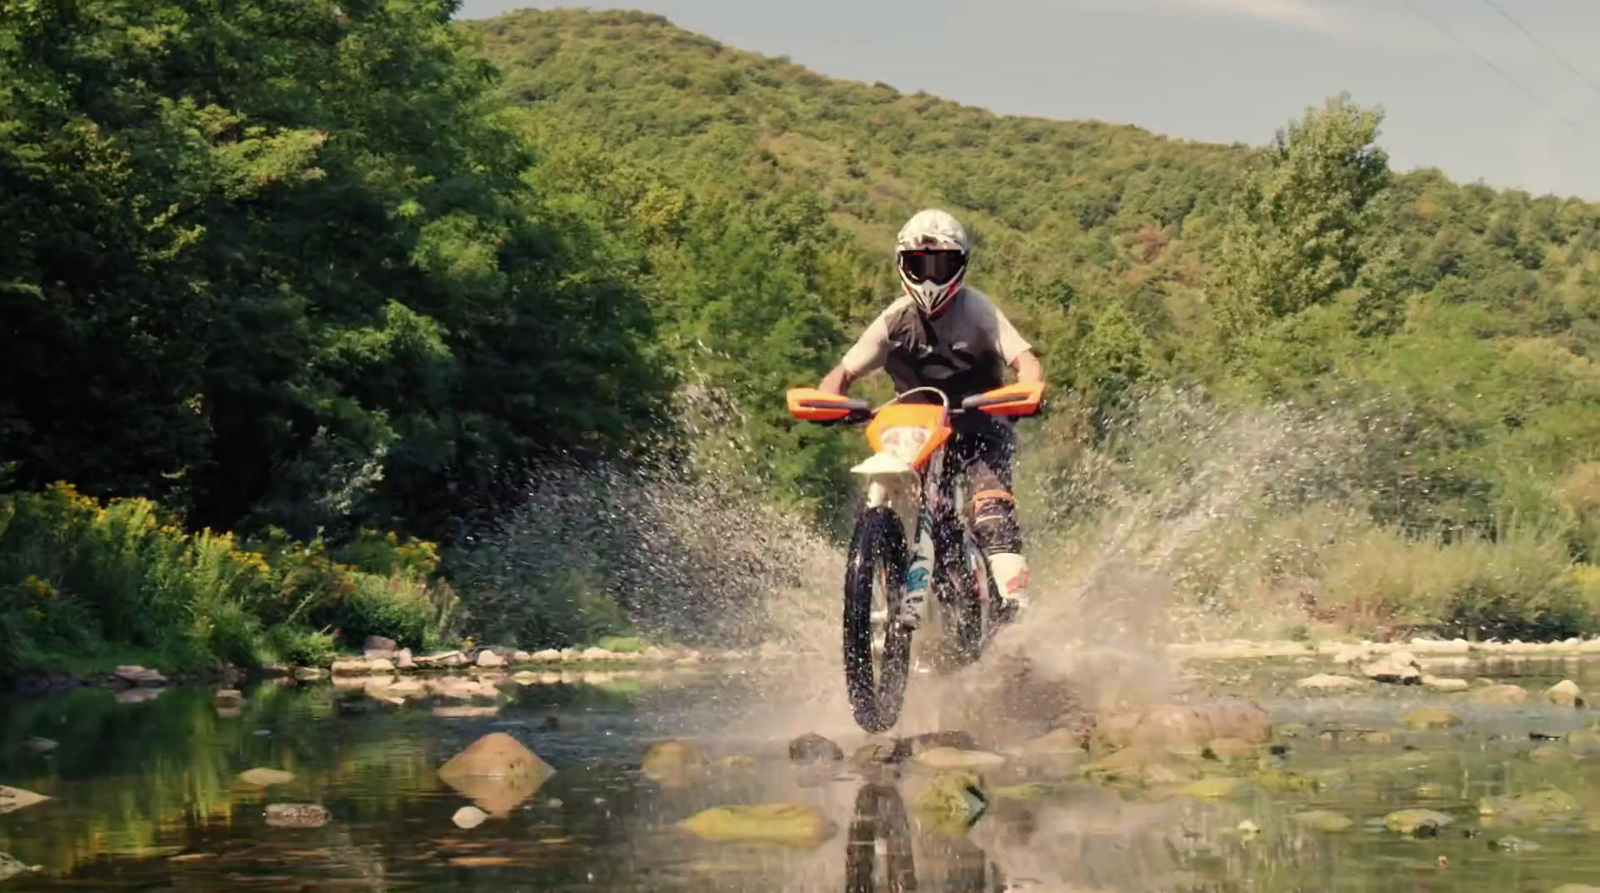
[844, 506, 912, 733]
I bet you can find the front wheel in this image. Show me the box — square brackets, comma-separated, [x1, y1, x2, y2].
[844, 506, 912, 733]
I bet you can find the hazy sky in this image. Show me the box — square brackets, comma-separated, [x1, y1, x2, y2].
[455, 0, 1600, 200]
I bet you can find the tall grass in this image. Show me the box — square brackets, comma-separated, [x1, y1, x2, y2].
[0, 484, 454, 677]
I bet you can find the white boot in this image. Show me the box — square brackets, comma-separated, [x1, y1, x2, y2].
[988, 552, 1030, 621]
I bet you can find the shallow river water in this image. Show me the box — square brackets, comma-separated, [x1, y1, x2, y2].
[4, 654, 1600, 892]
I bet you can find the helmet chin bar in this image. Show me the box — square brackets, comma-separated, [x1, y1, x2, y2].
[903, 272, 965, 316]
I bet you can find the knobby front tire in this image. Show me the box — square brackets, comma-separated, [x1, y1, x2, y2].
[843, 506, 912, 734]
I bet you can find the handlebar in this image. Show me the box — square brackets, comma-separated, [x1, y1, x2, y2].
[790, 383, 1044, 427]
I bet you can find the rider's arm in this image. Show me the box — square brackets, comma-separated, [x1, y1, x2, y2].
[1011, 349, 1044, 384]
[821, 312, 893, 395]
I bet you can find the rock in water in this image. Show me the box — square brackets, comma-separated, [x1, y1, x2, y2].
[0, 852, 40, 882]
[912, 771, 989, 827]
[1177, 776, 1249, 799]
[1422, 676, 1469, 692]
[452, 806, 489, 829]
[237, 768, 295, 787]
[1470, 683, 1529, 705]
[475, 651, 505, 668]
[213, 689, 244, 709]
[1091, 700, 1271, 751]
[788, 733, 844, 762]
[330, 659, 372, 677]
[264, 803, 330, 828]
[394, 648, 415, 670]
[1018, 728, 1087, 755]
[1546, 680, 1585, 708]
[1478, 789, 1583, 824]
[1361, 651, 1421, 685]
[293, 667, 325, 681]
[901, 731, 978, 754]
[0, 786, 49, 816]
[1292, 810, 1354, 832]
[680, 803, 837, 847]
[912, 747, 1007, 770]
[1401, 707, 1463, 730]
[1295, 673, 1365, 692]
[641, 740, 708, 780]
[1489, 835, 1542, 853]
[438, 732, 555, 816]
[1203, 738, 1258, 761]
[1383, 808, 1455, 836]
[114, 665, 168, 687]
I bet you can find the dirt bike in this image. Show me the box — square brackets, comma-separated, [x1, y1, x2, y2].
[787, 381, 1044, 733]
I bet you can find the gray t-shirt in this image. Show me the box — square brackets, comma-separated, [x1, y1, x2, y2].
[839, 287, 1032, 404]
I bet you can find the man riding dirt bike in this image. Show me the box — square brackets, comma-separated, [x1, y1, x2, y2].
[816, 208, 1045, 632]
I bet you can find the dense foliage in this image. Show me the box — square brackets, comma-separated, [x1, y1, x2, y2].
[8, 2, 1600, 663]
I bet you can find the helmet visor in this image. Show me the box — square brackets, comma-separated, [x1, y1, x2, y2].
[898, 249, 965, 286]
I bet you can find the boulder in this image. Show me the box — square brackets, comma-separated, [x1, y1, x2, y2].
[452, 806, 489, 830]
[264, 803, 330, 828]
[367, 658, 395, 674]
[237, 768, 295, 787]
[1383, 808, 1455, 836]
[0, 786, 49, 816]
[642, 740, 709, 779]
[788, 733, 844, 763]
[680, 803, 837, 848]
[1361, 651, 1421, 684]
[1545, 680, 1585, 708]
[363, 635, 399, 656]
[1296, 673, 1365, 692]
[474, 651, 505, 668]
[213, 689, 244, 709]
[1091, 700, 1271, 752]
[292, 667, 325, 682]
[114, 665, 168, 687]
[912, 747, 1007, 770]
[1401, 707, 1463, 730]
[394, 648, 415, 670]
[437, 732, 556, 816]
[1478, 789, 1584, 824]
[510, 651, 532, 664]
[1292, 809, 1354, 832]
[579, 647, 616, 661]
[532, 649, 562, 662]
[1471, 684, 1529, 705]
[902, 730, 978, 755]
[431, 705, 501, 718]
[330, 659, 372, 677]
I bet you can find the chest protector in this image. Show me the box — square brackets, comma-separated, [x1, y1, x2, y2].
[881, 304, 1004, 406]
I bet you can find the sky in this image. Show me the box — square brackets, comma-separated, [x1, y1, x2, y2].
[454, 0, 1600, 200]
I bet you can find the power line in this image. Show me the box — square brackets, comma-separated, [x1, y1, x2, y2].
[1479, 0, 1600, 107]
[1398, 0, 1592, 137]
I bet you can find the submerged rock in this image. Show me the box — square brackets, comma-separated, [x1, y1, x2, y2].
[1092, 700, 1271, 751]
[1082, 747, 1202, 786]
[1177, 776, 1248, 799]
[1255, 769, 1317, 792]
[912, 770, 988, 827]
[264, 803, 329, 828]
[1296, 673, 1365, 692]
[852, 739, 900, 766]
[1478, 789, 1583, 824]
[1401, 707, 1463, 730]
[237, 768, 295, 787]
[452, 806, 489, 829]
[1383, 808, 1455, 836]
[1545, 680, 1585, 708]
[912, 747, 1006, 770]
[642, 740, 708, 779]
[1489, 835, 1543, 853]
[680, 803, 836, 847]
[719, 755, 758, 772]
[438, 732, 555, 816]
[1422, 676, 1470, 692]
[1292, 809, 1354, 832]
[1471, 684, 1529, 705]
[0, 787, 48, 816]
[788, 733, 844, 763]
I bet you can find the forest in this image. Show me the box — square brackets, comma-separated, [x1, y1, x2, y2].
[6, 1, 1600, 676]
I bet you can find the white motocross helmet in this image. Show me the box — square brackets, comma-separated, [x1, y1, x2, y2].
[895, 209, 969, 317]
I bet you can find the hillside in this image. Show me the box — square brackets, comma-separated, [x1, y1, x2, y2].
[465, 9, 1600, 542]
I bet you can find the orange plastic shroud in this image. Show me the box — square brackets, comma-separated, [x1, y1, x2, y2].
[865, 403, 951, 470]
[786, 387, 868, 422]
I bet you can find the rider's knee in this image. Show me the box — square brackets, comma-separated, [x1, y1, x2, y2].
[971, 489, 1022, 554]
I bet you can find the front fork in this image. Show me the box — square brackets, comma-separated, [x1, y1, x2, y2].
[862, 458, 943, 624]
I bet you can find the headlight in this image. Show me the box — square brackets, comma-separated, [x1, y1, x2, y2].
[878, 426, 931, 463]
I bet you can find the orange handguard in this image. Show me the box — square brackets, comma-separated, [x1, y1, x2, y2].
[787, 387, 871, 422]
[961, 382, 1045, 416]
